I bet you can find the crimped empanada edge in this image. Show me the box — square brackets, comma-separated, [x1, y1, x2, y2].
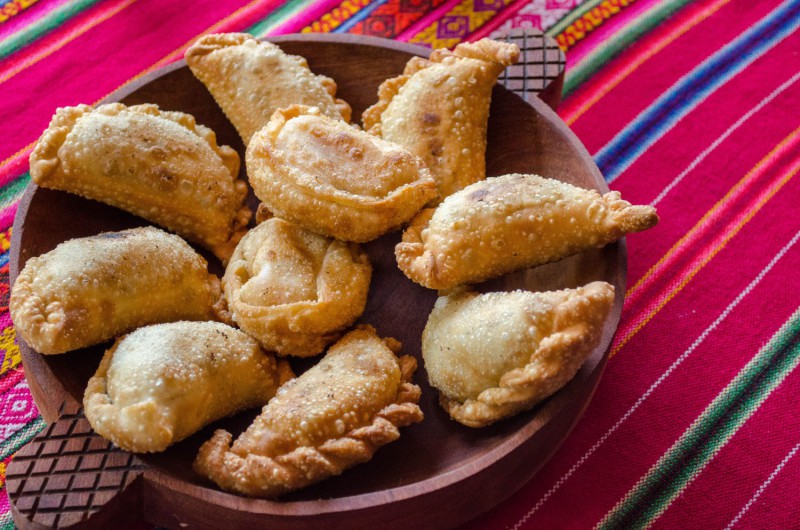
[29, 104, 93, 185]
[193, 356, 424, 498]
[435, 282, 615, 428]
[224, 239, 372, 356]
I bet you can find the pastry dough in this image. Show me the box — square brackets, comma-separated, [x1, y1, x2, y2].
[363, 39, 519, 201]
[194, 325, 423, 497]
[84, 321, 293, 453]
[29, 103, 250, 261]
[10, 227, 222, 355]
[248, 105, 437, 242]
[422, 282, 614, 427]
[397, 174, 659, 289]
[223, 217, 371, 357]
[186, 33, 351, 145]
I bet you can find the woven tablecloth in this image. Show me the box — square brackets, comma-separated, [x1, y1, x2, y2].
[1, 0, 799, 528]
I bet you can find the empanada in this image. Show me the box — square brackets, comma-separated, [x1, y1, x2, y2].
[362, 39, 519, 201]
[423, 282, 614, 427]
[186, 33, 352, 145]
[248, 105, 437, 242]
[29, 103, 250, 261]
[223, 217, 371, 357]
[397, 174, 659, 289]
[10, 227, 221, 354]
[84, 321, 293, 453]
[194, 325, 423, 498]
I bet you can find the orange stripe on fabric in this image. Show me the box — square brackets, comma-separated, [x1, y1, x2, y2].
[610, 128, 800, 358]
[627, 125, 800, 308]
[0, 0, 138, 86]
[564, 0, 732, 125]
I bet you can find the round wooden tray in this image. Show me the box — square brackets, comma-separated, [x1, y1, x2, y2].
[7, 33, 624, 529]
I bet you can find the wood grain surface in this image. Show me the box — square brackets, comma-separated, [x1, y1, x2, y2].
[7, 31, 618, 530]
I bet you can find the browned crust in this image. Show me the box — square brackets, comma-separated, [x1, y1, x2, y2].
[193, 328, 423, 497]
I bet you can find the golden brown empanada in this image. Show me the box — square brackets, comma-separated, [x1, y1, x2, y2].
[423, 282, 614, 427]
[29, 103, 250, 261]
[185, 33, 352, 145]
[397, 174, 659, 289]
[362, 39, 519, 201]
[10, 227, 221, 354]
[84, 321, 293, 453]
[248, 105, 437, 242]
[223, 217, 371, 357]
[194, 325, 423, 498]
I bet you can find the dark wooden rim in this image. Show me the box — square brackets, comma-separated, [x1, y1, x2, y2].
[9, 33, 625, 521]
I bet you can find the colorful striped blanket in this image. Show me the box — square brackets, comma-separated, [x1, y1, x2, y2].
[1, 0, 798, 528]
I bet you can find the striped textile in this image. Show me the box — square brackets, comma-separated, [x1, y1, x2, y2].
[0, 0, 798, 528]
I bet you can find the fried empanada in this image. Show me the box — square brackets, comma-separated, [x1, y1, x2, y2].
[223, 217, 371, 357]
[397, 174, 659, 289]
[185, 33, 351, 145]
[194, 325, 423, 498]
[423, 282, 614, 427]
[362, 39, 519, 201]
[84, 321, 293, 453]
[29, 103, 250, 261]
[10, 227, 221, 354]
[248, 105, 437, 242]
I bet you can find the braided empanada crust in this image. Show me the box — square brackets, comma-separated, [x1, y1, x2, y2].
[423, 282, 615, 428]
[194, 326, 424, 497]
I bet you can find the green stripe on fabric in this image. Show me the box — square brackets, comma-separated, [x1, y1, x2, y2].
[546, 0, 609, 37]
[563, 0, 693, 96]
[599, 308, 800, 529]
[0, 0, 104, 61]
[0, 172, 29, 206]
[246, 0, 316, 37]
[0, 512, 13, 530]
[0, 416, 45, 461]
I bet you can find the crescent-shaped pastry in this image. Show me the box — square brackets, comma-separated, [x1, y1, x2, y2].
[29, 103, 250, 261]
[185, 33, 352, 145]
[396, 174, 659, 289]
[223, 216, 371, 357]
[84, 321, 293, 453]
[423, 282, 615, 427]
[362, 38, 519, 201]
[10, 227, 222, 355]
[248, 105, 437, 242]
[194, 325, 424, 498]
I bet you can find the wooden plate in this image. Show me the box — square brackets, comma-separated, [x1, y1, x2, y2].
[7, 34, 624, 529]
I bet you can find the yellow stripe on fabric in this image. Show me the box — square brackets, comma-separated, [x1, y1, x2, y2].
[565, 0, 733, 125]
[0, 0, 41, 24]
[554, 0, 636, 52]
[611, 129, 800, 358]
[300, 0, 370, 33]
[0, 0, 139, 86]
[408, 0, 514, 49]
[0, 228, 10, 253]
[0, 327, 19, 375]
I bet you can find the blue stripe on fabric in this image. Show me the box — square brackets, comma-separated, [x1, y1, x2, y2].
[0, 252, 8, 269]
[595, 0, 800, 183]
[333, 0, 390, 33]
